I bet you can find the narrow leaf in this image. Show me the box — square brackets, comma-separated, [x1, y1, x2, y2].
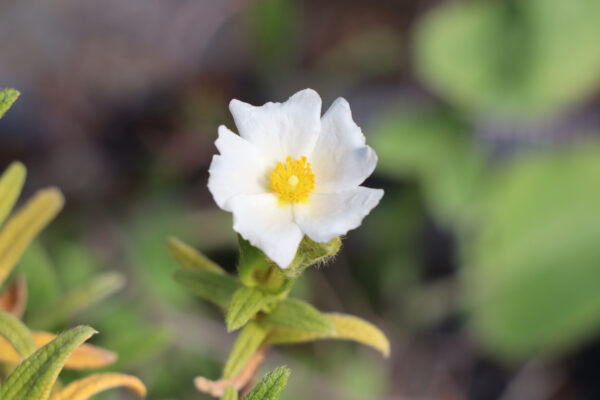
[226, 287, 268, 332]
[29, 272, 125, 330]
[0, 88, 20, 119]
[50, 373, 147, 400]
[174, 269, 241, 310]
[223, 321, 269, 379]
[0, 161, 26, 226]
[243, 367, 290, 400]
[0, 188, 64, 286]
[221, 386, 238, 400]
[267, 313, 390, 357]
[0, 309, 35, 358]
[0, 325, 97, 400]
[0, 331, 117, 369]
[262, 298, 334, 333]
[167, 236, 225, 273]
[34, 331, 118, 369]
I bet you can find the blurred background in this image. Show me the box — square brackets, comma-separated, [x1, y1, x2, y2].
[1, 0, 600, 399]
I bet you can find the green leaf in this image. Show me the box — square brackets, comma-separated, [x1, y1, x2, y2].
[243, 367, 290, 400]
[223, 321, 269, 379]
[167, 236, 226, 274]
[226, 287, 268, 332]
[173, 269, 241, 310]
[29, 272, 125, 330]
[463, 145, 600, 358]
[415, 0, 600, 118]
[221, 386, 238, 400]
[262, 298, 333, 333]
[0, 161, 26, 227]
[0, 325, 96, 400]
[267, 312, 390, 357]
[0, 309, 35, 358]
[0, 89, 20, 119]
[19, 242, 61, 311]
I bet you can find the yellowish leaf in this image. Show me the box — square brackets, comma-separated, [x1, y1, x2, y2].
[0, 331, 117, 369]
[0, 161, 26, 227]
[167, 236, 225, 274]
[50, 373, 147, 400]
[0, 188, 64, 286]
[267, 313, 390, 357]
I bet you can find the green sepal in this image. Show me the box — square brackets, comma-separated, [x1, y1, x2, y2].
[0, 309, 35, 358]
[226, 286, 269, 332]
[223, 321, 270, 379]
[243, 367, 290, 400]
[0, 89, 20, 119]
[237, 236, 288, 293]
[0, 325, 97, 400]
[282, 236, 341, 279]
[237, 235, 341, 291]
[174, 269, 241, 311]
[262, 298, 334, 333]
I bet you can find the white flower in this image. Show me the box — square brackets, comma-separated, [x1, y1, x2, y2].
[208, 89, 383, 268]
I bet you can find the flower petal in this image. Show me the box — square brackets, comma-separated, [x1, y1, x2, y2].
[229, 89, 322, 163]
[229, 193, 303, 268]
[208, 126, 271, 211]
[310, 98, 378, 192]
[294, 187, 384, 243]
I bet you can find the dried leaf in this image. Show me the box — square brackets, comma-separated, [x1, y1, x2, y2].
[0, 275, 27, 317]
[50, 373, 146, 400]
[195, 346, 267, 397]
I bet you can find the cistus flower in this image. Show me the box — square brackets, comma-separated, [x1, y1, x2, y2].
[208, 89, 383, 268]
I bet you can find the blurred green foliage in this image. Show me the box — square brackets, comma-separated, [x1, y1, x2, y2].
[415, 0, 600, 118]
[463, 145, 600, 357]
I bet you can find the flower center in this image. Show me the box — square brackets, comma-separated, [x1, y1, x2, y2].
[270, 156, 315, 203]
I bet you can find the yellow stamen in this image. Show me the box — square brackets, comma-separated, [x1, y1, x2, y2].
[270, 156, 315, 204]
